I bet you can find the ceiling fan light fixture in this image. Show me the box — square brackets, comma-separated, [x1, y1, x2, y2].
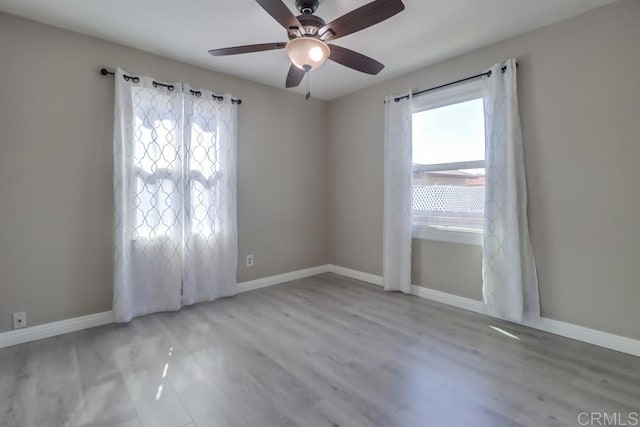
[286, 37, 330, 71]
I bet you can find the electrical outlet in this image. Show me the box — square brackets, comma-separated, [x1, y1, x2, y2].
[246, 254, 254, 268]
[13, 312, 27, 329]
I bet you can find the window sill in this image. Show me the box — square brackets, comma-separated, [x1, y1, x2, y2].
[412, 226, 483, 246]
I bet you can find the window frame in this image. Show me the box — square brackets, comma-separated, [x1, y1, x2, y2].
[411, 80, 486, 246]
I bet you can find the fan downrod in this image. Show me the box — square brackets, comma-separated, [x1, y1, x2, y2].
[295, 0, 319, 15]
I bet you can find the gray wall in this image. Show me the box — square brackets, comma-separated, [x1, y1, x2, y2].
[0, 13, 328, 332]
[328, 0, 640, 340]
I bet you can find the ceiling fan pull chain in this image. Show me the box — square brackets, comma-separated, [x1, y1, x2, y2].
[304, 65, 312, 100]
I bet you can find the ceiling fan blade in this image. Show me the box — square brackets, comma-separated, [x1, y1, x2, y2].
[209, 42, 286, 56]
[319, 0, 405, 41]
[286, 64, 305, 88]
[329, 44, 384, 75]
[255, 0, 303, 31]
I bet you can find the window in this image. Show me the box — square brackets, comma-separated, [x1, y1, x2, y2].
[186, 102, 223, 239]
[132, 89, 183, 241]
[131, 88, 223, 240]
[412, 81, 486, 245]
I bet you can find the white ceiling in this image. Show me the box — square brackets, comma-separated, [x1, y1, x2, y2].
[0, 0, 616, 100]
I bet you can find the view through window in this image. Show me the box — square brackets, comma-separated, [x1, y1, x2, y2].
[412, 96, 486, 233]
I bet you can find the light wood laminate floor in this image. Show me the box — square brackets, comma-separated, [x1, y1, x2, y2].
[1, 273, 639, 427]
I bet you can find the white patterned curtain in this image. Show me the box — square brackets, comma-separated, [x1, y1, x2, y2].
[113, 69, 237, 323]
[182, 84, 238, 306]
[383, 93, 413, 294]
[482, 59, 539, 322]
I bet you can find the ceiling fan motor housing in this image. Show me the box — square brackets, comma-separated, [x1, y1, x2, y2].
[295, 0, 319, 14]
[289, 13, 326, 38]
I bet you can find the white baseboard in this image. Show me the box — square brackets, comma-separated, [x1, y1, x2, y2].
[0, 265, 332, 349]
[327, 264, 383, 286]
[237, 265, 330, 293]
[523, 317, 640, 358]
[326, 264, 640, 357]
[0, 311, 114, 349]
[4, 264, 639, 357]
[409, 284, 486, 314]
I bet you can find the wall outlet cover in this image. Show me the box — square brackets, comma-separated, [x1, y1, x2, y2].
[246, 255, 254, 267]
[13, 312, 27, 329]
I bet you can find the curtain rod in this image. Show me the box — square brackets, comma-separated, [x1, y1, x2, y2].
[100, 68, 242, 105]
[393, 64, 513, 103]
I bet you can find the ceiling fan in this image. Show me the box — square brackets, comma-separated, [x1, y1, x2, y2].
[209, 0, 405, 91]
